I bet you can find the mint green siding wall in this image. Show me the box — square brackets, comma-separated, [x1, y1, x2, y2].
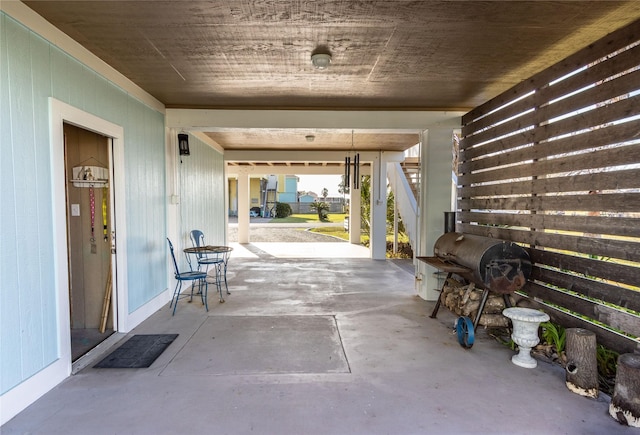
[179, 134, 226, 254]
[0, 13, 166, 393]
[123, 97, 167, 312]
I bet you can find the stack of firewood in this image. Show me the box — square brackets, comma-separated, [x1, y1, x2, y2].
[441, 277, 516, 328]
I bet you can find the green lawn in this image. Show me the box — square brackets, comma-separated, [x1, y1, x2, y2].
[308, 227, 411, 244]
[269, 214, 412, 258]
[310, 226, 350, 240]
[270, 213, 347, 224]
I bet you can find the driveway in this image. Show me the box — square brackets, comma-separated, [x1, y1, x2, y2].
[228, 220, 345, 243]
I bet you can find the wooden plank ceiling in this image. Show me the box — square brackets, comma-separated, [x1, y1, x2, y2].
[24, 1, 640, 156]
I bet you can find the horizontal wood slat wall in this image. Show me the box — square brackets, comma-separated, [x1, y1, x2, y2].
[458, 19, 640, 354]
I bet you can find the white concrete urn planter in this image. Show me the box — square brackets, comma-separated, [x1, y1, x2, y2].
[503, 307, 550, 368]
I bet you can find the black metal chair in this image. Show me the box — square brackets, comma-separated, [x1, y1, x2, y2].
[218, 247, 232, 295]
[167, 238, 208, 315]
[189, 230, 223, 271]
[189, 230, 229, 302]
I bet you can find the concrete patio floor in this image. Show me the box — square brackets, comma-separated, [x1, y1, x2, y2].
[3, 244, 634, 434]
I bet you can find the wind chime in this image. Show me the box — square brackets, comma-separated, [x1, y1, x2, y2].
[344, 130, 360, 191]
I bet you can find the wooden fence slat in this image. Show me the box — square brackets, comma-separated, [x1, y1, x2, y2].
[540, 63, 640, 122]
[458, 167, 640, 198]
[517, 292, 640, 354]
[523, 281, 640, 337]
[528, 249, 640, 289]
[531, 267, 640, 313]
[461, 51, 640, 143]
[592, 304, 640, 340]
[463, 19, 640, 125]
[458, 192, 640, 214]
[461, 93, 537, 139]
[537, 42, 640, 110]
[460, 95, 640, 161]
[457, 211, 640, 238]
[460, 116, 639, 165]
[457, 222, 640, 264]
[519, 229, 638, 265]
[462, 44, 640, 139]
[462, 70, 640, 150]
[459, 119, 640, 174]
[458, 143, 640, 186]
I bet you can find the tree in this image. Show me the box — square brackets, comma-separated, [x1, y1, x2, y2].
[387, 189, 406, 234]
[338, 175, 348, 195]
[359, 175, 405, 236]
[360, 175, 371, 234]
[321, 187, 329, 199]
[309, 201, 330, 222]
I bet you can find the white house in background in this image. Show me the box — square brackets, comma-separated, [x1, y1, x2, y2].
[298, 192, 318, 203]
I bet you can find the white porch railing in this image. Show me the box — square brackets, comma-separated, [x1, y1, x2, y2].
[387, 161, 417, 250]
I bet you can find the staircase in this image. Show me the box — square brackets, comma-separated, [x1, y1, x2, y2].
[387, 159, 419, 251]
[262, 175, 278, 217]
[400, 157, 420, 199]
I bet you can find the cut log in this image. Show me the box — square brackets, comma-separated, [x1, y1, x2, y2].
[442, 285, 455, 295]
[444, 293, 457, 311]
[461, 284, 475, 305]
[565, 328, 598, 398]
[483, 295, 507, 314]
[461, 300, 480, 317]
[609, 353, 640, 427]
[477, 313, 509, 328]
[445, 277, 465, 288]
[468, 291, 481, 301]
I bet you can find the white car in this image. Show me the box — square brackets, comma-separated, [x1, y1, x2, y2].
[249, 210, 259, 217]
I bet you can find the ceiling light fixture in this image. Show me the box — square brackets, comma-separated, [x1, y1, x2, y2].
[311, 53, 331, 70]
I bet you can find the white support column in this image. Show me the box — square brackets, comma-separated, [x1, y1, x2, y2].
[223, 165, 230, 245]
[393, 199, 398, 254]
[370, 152, 388, 260]
[416, 128, 455, 300]
[349, 184, 361, 245]
[237, 172, 250, 244]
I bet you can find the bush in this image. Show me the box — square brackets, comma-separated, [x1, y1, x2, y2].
[275, 202, 292, 218]
[310, 201, 330, 222]
[386, 241, 413, 258]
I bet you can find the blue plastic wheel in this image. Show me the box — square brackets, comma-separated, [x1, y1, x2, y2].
[456, 316, 475, 349]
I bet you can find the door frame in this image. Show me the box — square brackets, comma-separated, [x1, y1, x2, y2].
[50, 98, 129, 371]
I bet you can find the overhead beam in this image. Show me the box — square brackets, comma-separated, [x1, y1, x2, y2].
[226, 164, 369, 176]
[191, 131, 224, 154]
[167, 109, 463, 130]
[224, 150, 404, 163]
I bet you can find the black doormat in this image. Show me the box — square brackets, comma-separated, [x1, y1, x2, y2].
[94, 334, 178, 368]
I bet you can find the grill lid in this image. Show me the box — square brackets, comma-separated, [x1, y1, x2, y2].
[433, 232, 531, 293]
